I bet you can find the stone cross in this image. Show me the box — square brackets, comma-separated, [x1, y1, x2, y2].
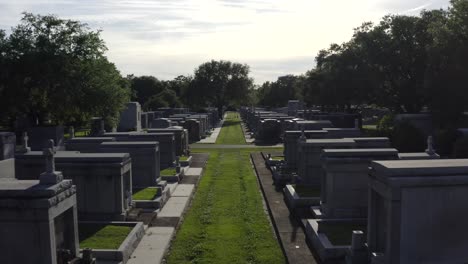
[426, 136, 436, 155]
[43, 139, 56, 173]
[39, 139, 63, 185]
[19, 132, 31, 153]
[69, 126, 75, 139]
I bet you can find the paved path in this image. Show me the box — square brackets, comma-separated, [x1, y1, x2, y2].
[127, 153, 208, 264]
[197, 113, 226, 144]
[191, 144, 283, 149]
[251, 152, 318, 264]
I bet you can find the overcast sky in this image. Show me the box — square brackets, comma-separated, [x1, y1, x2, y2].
[0, 0, 450, 84]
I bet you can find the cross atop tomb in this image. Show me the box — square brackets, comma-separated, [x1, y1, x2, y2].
[425, 136, 436, 155]
[69, 126, 75, 139]
[39, 139, 63, 185]
[19, 131, 31, 153]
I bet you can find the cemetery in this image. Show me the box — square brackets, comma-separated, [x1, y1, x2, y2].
[2, 2, 468, 263]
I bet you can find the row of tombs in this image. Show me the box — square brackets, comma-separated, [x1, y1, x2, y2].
[261, 117, 468, 264]
[0, 113, 209, 264]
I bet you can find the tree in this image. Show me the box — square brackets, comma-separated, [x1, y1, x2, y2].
[144, 89, 182, 110]
[189, 60, 253, 116]
[0, 13, 130, 127]
[129, 75, 165, 106]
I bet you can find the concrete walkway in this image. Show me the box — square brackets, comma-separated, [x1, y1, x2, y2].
[197, 115, 225, 144]
[251, 152, 318, 264]
[126, 154, 208, 264]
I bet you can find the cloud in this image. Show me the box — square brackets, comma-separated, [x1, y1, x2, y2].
[0, 0, 451, 84]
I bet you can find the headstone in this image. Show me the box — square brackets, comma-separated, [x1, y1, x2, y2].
[28, 126, 65, 151]
[117, 102, 142, 132]
[368, 159, 468, 263]
[0, 132, 16, 160]
[17, 132, 31, 153]
[90, 117, 106, 136]
[184, 119, 201, 143]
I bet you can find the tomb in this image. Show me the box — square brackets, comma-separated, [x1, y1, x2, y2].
[151, 118, 171, 129]
[99, 141, 161, 188]
[117, 102, 142, 132]
[147, 127, 188, 156]
[15, 150, 133, 221]
[283, 130, 328, 169]
[184, 119, 201, 143]
[0, 132, 16, 160]
[65, 137, 116, 152]
[90, 117, 106, 136]
[365, 159, 468, 264]
[0, 157, 80, 264]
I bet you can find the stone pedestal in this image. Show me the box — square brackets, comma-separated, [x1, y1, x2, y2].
[0, 132, 16, 160]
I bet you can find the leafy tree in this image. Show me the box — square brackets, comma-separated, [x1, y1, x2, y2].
[189, 60, 253, 116]
[129, 75, 165, 106]
[0, 13, 130, 127]
[144, 89, 182, 111]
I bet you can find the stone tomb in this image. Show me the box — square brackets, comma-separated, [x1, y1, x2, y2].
[151, 118, 171, 129]
[294, 120, 333, 130]
[297, 138, 357, 187]
[103, 132, 176, 168]
[99, 141, 161, 188]
[147, 128, 188, 156]
[65, 137, 116, 152]
[15, 151, 133, 221]
[117, 102, 142, 132]
[184, 119, 201, 143]
[0, 132, 16, 160]
[90, 117, 106, 136]
[366, 159, 468, 264]
[140, 112, 148, 129]
[318, 148, 399, 219]
[283, 130, 329, 169]
[0, 178, 79, 264]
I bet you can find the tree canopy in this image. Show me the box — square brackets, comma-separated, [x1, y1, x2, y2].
[0, 13, 130, 127]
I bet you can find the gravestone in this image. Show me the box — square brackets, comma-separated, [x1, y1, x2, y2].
[90, 117, 106, 136]
[0, 155, 79, 264]
[99, 141, 161, 188]
[117, 102, 142, 132]
[141, 112, 148, 129]
[257, 119, 281, 143]
[184, 119, 201, 143]
[367, 159, 468, 264]
[0, 132, 16, 160]
[15, 151, 133, 221]
[319, 148, 399, 219]
[151, 118, 171, 129]
[294, 120, 333, 130]
[28, 126, 64, 151]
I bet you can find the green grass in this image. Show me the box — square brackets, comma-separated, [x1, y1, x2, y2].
[320, 222, 366, 245]
[161, 168, 177, 176]
[216, 112, 246, 145]
[79, 224, 133, 249]
[179, 156, 190, 161]
[293, 185, 321, 197]
[270, 156, 284, 161]
[132, 187, 159, 200]
[167, 112, 285, 263]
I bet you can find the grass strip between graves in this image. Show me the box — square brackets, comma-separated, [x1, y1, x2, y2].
[215, 111, 246, 145]
[161, 167, 177, 176]
[132, 187, 158, 200]
[79, 224, 132, 249]
[166, 148, 285, 264]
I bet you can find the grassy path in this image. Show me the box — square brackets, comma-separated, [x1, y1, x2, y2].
[215, 112, 246, 145]
[166, 113, 285, 264]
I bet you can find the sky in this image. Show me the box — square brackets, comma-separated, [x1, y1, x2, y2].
[0, 0, 451, 84]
